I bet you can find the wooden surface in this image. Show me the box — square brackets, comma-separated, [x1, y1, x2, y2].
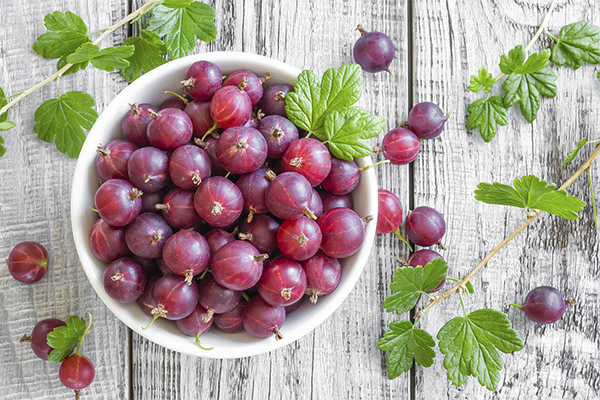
[0, 0, 598, 399]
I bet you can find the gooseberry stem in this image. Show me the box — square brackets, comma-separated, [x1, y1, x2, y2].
[163, 91, 189, 104]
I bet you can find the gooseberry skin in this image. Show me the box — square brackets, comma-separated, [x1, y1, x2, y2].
[7, 241, 49, 284]
[257, 258, 307, 306]
[184, 101, 213, 137]
[353, 26, 395, 73]
[176, 303, 213, 336]
[59, 354, 95, 390]
[256, 115, 299, 158]
[197, 136, 227, 176]
[376, 189, 403, 234]
[95, 139, 138, 182]
[211, 241, 266, 291]
[205, 229, 235, 254]
[236, 167, 271, 220]
[156, 189, 202, 229]
[301, 251, 341, 304]
[146, 108, 193, 151]
[194, 177, 244, 228]
[214, 299, 246, 333]
[30, 319, 66, 360]
[89, 219, 130, 263]
[216, 126, 268, 174]
[183, 61, 222, 101]
[103, 257, 147, 303]
[309, 189, 324, 218]
[277, 217, 322, 261]
[381, 128, 420, 165]
[284, 296, 305, 313]
[198, 274, 242, 317]
[259, 84, 292, 117]
[407, 249, 445, 292]
[160, 97, 186, 111]
[242, 296, 286, 339]
[151, 274, 200, 320]
[405, 206, 446, 247]
[133, 256, 160, 277]
[223, 70, 264, 106]
[127, 147, 170, 193]
[319, 191, 353, 211]
[141, 189, 166, 213]
[169, 144, 212, 190]
[121, 103, 154, 146]
[321, 158, 360, 195]
[137, 276, 159, 316]
[238, 214, 280, 254]
[265, 172, 314, 220]
[318, 208, 365, 258]
[407, 102, 448, 140]
[210, 85, 252, 129]
[281, 138, 332, 187]
[519, 286, 566, 324]
[125, 213, 173, 259]
[94, 179, 142, 227]
[162, 230, 210, 283]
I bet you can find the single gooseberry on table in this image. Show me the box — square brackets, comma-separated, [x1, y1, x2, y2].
[407, 249, 445, 293]
[407, 101, 448, 140]
[405, 206, 446, 247]
[378, 128, 420, 165]
[24, 318, 66, 360]
[6, 241, 50, 284]
[353, 24, 395, 73]
[512, 286, 570, 324]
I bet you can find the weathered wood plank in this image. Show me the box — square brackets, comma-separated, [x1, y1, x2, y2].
[0, 1, 131, 399]
[412, 0, 600, 398]
[130, 0, 411, 399]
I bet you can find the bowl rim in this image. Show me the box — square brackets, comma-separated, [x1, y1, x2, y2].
[70, 51, 378, 358]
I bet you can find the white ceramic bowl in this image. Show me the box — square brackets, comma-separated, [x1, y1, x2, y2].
[71, 52, 378, 358]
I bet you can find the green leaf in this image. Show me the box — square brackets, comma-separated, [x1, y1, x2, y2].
[562, 137, 588, 165]
[0, 85, 8, 122]
[0, 135, 5, 157]
[466, 96, 508, 142]
[382, 258, 448, 314]
[437, 309, 524, 391]
[378, 321, 436, 379]
[465, 281, 475, 294]
[34, 91, 98, 158]
[597, 70, 600, 82]
[120, 30, 168, 83]
[32, 11, 90, 59]
[47, 315, 87, 362]
[147, 0, 217, 59]
[475, 175, 585, 219]
[67, 43, 135, 72]
[285, 64, 362, 136]
[468, 67, 496, 93]
[57, 55, 88, 76]
[0, 121, 15, 131]
[500, 46, 551, 74]
[322, 107, 385, 160]
[551, 21, 600, 69]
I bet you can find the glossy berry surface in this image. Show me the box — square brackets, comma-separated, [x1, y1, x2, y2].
[140, 189, 166, 213]
[405, 206, 446, 247]
[353, 25, 395, 73]
[210, 85, 252, 129]
[216, 126, 268, 174]
[284, 296, 305, 313]
[156, 189, 202, 229]
[258, 258, 307, 306]
[194, 177, 243, 227]
[162, 230, 210, 283]
[259, 84, 292, 117]
[408, 102, 447, 140]
[223, 69, 264, 106]
[197, 136, 227, 176]
[7, 241, 50, 284]
[89, 219, 130, 263]
[183, 60, 222, 101]
[281, 138, 331, 186]
[137, 276, 159, 316]
[121, 103, 154, 146]
[265, 172, 314, 220]
[376, 189, 403, 234]
[103, 257, 147, 303]
[94, 179, 142, 227]
[169, 144, 212, 189]
[319, 191, 353, 211]
[214, 299, 246, 333]
[185, 100, 213, 137]
[256, 115, 299, 158]
[277, 217, 322, 261]
[236, 167, 271, 221]
[30, 318, 66, 360]
[127, 147, 169, 193]
[211, 241, 267, 291]
[59, 354, 95, 390]
[205, 229, 235, 254]
[95, 139, 138, 182]
[381, 128, 420, 165]
[309, 189, 324, 218]
[176, 303, 213, 336]
[151, 274, 200, 320]
[302, 251, 341, 304]
[321, 158, 360, 195]
[408, 249, 445, 292]
[125, 213, 173, 259]
[518, 286, 566, 324]
[242, 296, 286, 339]
[147, 108, 193, 151]
[160, 97, 187, 110]
[198, 274, 242, 318]
[318, 208, 365, 258]
[238, 214, 280, 254]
